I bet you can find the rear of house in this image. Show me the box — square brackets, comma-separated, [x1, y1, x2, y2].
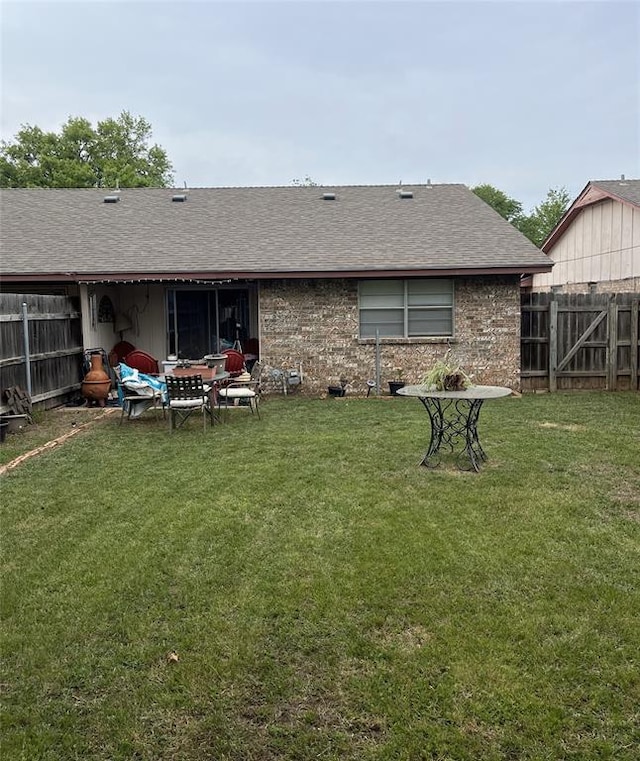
[0, 184, 552, 394]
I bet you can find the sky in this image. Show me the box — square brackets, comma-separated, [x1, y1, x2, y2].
[1, 0, 638, 211]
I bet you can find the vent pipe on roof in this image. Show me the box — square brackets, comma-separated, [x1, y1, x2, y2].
[621, 174, 626, 181]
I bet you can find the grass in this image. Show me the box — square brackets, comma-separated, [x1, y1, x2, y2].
[1, 392, 639, 760]
[0, 406, 113, 467]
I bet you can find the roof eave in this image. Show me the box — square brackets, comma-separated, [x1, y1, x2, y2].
[1, 265, 553, 283]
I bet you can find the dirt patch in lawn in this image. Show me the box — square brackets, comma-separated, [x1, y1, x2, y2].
[537, 421, 586, 433]
[0, 407, 118, 472]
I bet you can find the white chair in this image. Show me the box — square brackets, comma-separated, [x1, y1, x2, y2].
[217, 361, 262, 420]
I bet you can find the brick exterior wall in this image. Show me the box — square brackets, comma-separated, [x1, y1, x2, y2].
[259, 276, 521, 395]
[538, 277, 640, 295]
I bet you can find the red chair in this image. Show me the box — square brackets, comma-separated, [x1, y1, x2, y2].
[222, 349, 245, 377]
[110, 340, 136, 365]
[123, 349, 159, 375]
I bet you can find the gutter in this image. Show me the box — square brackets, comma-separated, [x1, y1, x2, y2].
[1, 265, 553, 283]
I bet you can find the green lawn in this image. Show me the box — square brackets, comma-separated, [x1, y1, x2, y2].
[1, 392, 639, 760]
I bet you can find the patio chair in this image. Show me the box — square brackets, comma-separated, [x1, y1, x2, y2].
[123, 349, 160, 375]
[221, 349, 245, 377]
[165, 374, 213, 432]
[115, 364, 166, 424]
[217, 361, 262, 420]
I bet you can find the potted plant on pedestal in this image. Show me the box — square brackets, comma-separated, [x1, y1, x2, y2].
[421, 353, 472, 391]
[388, 368, 406, 396]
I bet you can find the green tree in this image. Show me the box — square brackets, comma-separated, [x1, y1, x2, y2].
[472, 183, 571, 248]
[0, 111, 173, 188]
[471, 183, 523, 223]
[523, 187, 572, 247]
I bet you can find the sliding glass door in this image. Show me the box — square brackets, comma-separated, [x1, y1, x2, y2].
[167, 286, 256, 359]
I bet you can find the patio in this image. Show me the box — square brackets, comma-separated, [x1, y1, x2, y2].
[1, 392, 639, 760]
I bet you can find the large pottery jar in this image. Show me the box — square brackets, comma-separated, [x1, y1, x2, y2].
[81, 351, 111, 407]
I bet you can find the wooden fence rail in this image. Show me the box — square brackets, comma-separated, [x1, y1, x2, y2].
[521, 292, 639, 392]
[0, 293, 84, 410]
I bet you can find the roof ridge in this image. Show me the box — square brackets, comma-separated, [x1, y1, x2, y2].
[0, 182, 469, 192]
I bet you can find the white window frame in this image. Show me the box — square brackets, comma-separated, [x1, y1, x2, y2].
[358, 278, 454, 339]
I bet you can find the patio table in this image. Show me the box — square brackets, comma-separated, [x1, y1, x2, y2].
[396, 384, 512, 471]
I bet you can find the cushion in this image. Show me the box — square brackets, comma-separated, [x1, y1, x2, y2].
[218, 387, 256, 399]
[169, 399, 206, 409]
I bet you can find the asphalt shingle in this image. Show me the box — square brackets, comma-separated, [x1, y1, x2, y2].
[591, 179, 640, 207]
[0, 184, 552, 277]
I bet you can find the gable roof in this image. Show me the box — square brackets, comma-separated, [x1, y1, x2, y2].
[1, 184, 551, 283]
[542, 178, 640, 252]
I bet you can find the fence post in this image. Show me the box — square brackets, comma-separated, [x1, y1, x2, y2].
[630, 298, 639, 391]
[375, 330, 381, 395]
[549, 298, 558, 392]
[607, 301, 618, 390]
[21, 301, 33, 398]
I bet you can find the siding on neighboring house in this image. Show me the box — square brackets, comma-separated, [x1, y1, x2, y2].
[532, 197, 640, 293]
[259, 276, 521, 393]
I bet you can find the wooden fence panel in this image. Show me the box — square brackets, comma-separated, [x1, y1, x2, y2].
[521, 292, 640, 391]
[0, 293, 83, 409]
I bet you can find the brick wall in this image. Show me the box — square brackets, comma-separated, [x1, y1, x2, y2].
[259, 276, 521, 395]
[539, 277, 640, 295]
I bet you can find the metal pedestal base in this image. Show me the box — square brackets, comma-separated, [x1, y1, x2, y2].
[418, 397, 487, 472]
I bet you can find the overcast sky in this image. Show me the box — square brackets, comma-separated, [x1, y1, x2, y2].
[1, 0, 638, 211]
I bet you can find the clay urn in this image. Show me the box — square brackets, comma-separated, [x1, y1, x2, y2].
[81, 351, 112, 407]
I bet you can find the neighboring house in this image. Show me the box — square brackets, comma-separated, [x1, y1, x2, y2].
[0, 184, 551, 393]
[527, 178, 640, 294]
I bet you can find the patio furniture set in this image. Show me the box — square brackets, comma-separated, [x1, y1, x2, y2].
[116, 354, 262, 432]
[103, 344, 512, 468]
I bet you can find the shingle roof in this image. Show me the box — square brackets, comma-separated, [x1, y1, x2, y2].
[542, 178, 640, 252]
[591, 179, 640, 207]
[0, 184, 551, 280]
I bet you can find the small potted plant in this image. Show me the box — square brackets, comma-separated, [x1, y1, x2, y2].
[327, 377, 349, 398]
[388, 368, 406, 396]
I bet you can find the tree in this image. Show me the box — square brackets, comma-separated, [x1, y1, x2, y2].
[0, 111, 173, 188]
[291, 175, 318, 187]
[472, 183, 571, 248]
[522, 187, 572, 247]
[471, 184, 523, 224]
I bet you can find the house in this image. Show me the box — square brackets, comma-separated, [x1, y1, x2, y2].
[0, 184, 552, 393]
[527, 178, 640, 294]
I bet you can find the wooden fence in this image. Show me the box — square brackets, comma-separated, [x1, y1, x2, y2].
[0, 293, 84, 410]
[521, 292, 639, 391]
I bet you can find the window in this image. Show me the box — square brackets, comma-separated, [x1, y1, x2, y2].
[359, 279, 453, 338]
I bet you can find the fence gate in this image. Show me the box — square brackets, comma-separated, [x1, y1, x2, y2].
[521, 293, 639, 392]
